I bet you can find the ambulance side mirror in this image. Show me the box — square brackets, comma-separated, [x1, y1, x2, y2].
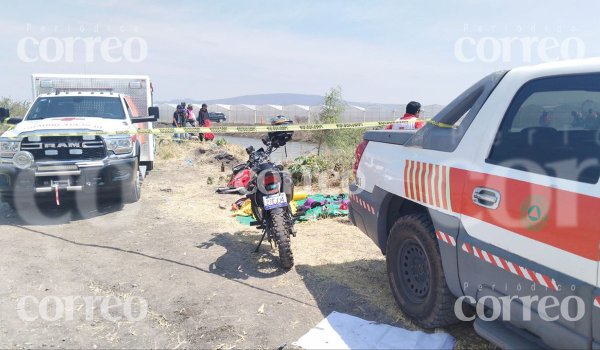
[148, 106, 160, 120]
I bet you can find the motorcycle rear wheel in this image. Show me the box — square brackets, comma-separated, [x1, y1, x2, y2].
[269, 207, 294, 269]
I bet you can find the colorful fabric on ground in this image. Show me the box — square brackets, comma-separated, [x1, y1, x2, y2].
[231, 198, 253, 217]
[232, 193, 349, 225]
[295, 194, 349, 222]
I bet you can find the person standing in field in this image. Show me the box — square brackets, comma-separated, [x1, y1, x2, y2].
[197, 104, 210, 141]
[172, 104, 188, 140]
[386, 101, 425, 130]
[186, 105, 196, 127]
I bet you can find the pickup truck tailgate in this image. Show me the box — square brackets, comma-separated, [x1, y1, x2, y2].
[363, 130, 416, 145]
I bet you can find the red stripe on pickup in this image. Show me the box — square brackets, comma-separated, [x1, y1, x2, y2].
[404, 160, 410, 198]
[440, 166, 448, 210]
[453, 168, 600, 261]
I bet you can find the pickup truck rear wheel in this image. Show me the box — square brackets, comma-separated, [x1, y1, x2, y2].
[386, 213, 458, 328]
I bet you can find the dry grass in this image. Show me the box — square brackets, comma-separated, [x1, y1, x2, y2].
[151, 141, 491, 348]
[153, 143, 401, 320]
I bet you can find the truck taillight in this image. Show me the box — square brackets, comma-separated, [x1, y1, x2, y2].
[353, 140, 369, 178]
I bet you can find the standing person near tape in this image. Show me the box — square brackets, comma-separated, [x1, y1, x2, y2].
[173, 104, 187, 140]
[197, 103, 210, 141]
[185, 104, 197, 139]
[186, 105, 196, 127]
[386, 101, 425, 130]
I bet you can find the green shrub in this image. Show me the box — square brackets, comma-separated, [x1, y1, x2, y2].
[287, 149, 356, 186]
[288, 154, 329, 184]
[215, 138, 228, 146]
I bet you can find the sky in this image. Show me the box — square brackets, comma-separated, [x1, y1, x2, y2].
[2, 0, 600, 105]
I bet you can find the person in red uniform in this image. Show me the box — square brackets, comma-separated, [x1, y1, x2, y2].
[386, 101, 425, 130]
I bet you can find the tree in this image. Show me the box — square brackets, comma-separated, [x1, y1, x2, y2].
[0, 97, 30, 117]
[0, 97, 30, 133]
[315, 86, 345, 155]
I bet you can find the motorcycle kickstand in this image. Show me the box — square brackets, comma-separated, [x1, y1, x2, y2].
[255, 230, 267, 253]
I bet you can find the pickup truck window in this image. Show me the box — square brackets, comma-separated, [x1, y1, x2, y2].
[487, 73, 600, 184]
[26, 96, 126, 120]
[404, 70, 508, 152]
[363, 71, 508, 148]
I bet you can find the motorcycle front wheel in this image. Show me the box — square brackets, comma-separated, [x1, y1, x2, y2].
[268, 207, 294, 269]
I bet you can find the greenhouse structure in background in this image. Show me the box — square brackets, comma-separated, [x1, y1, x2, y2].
[155, 102, 444, 124]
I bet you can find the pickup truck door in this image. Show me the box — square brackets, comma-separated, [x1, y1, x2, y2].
[457, 73, 600, 349]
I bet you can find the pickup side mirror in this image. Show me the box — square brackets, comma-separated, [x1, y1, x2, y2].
[0, 108, 9, 122]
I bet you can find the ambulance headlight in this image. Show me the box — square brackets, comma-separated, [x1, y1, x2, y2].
[106, 136, 134, 155]
[0, 139, 20, 158]
[12, 151, 34, 169]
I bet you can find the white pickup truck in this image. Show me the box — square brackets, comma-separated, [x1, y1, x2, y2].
[0, 87, 159, 207]
[350, 58, 600, 349]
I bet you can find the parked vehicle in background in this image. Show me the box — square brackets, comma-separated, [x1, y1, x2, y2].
[32, 74, 157, 170]
[209, 112, 226, 123]
[349, 58, 600, 349]
[0, 74, 159, 207]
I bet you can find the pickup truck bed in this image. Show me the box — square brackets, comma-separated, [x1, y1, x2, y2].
[349, 58, 600, 349]
[363, 130, 415, 145]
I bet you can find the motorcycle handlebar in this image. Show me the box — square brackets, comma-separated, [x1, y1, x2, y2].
[246, 144, 276, 169]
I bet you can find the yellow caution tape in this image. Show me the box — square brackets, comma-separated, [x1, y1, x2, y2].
[426, 120, 455, 129]
[1, 119, 456, 138]
[1, 117, 14, 131]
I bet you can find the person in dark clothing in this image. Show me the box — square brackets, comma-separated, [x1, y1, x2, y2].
[197, 104, 209, 126]
[172, 104, 186, 127]
[172, 104, 187, 139]
[197, 104, 210, 141]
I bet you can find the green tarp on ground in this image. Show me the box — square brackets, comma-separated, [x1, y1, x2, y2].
[234, 193, 349, 226]
[294, 193, 349, 222]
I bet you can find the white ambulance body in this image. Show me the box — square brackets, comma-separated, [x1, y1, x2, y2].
[31, 74, 156, 170]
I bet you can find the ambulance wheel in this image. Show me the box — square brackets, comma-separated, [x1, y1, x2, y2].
[1, 195, 15, 210]
[386, 212, 458, 328]
[123, 166, 142, 204]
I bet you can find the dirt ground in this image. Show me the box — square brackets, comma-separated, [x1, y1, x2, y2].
[0, 141, 491, 349]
